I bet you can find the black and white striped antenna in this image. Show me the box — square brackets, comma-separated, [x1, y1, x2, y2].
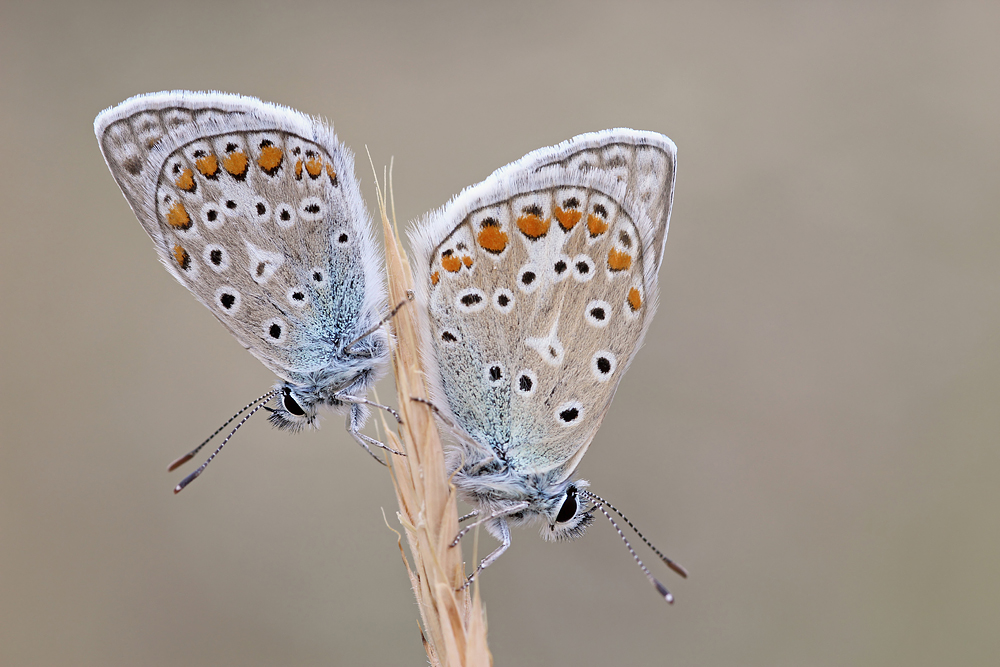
[167, 389, 278, 493]
[580, 489, 687, 603]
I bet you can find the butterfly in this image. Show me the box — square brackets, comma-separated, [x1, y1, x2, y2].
[409, 129, 687, 600]
[95, 91, 401, 491]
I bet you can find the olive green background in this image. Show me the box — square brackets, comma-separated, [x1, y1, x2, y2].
[2, 1, 998, 665]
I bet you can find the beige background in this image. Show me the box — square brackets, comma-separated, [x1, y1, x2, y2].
[2, 1, 999, 665]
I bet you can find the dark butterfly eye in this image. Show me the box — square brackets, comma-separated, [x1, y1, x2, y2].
[282, 390, 306, 416]
[555, 485, 578, 523]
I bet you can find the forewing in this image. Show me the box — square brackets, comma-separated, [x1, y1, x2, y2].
[96, 92, 384, 383]
[411, 129, 675, 477]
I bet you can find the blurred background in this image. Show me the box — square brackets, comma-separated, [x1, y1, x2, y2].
[2, 1, 998, 665]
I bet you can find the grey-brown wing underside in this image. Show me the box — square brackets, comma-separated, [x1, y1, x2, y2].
[413, 129, 675, 477]
[95, 92, 384, 383]
[424, 179, 652, 476]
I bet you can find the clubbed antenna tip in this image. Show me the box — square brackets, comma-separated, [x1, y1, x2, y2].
[668, 560, 689, 579]
[584, 490, 686, 604]
[654, 578, 674, 604]
[167, 452, 194, 472]
[174, 468, 202, 494]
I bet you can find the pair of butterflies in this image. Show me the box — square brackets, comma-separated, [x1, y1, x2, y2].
[95, 91, 684, 600]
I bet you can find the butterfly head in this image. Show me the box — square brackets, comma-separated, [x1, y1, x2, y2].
[483, 477, 595, 542]
[540, 481, 595, 542]
[267, 384, 319, 431]
[454, 457, 595, 541]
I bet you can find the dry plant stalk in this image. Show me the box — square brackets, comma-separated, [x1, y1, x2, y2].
[374, 172, 492, 667]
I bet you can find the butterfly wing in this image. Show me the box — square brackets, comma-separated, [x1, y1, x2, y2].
[96, 92, 385, 385]
[411, 130, 675, 479]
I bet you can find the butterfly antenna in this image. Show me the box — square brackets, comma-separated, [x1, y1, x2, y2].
[581, 490, 688, 579]
[591, 501, 675, 603]
[172, 390, 277, 494]
[343, 294, 413, 354]
[167, 390, 278, 472]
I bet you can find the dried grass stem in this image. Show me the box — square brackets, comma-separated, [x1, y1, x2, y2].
[374, 170, 491, 667]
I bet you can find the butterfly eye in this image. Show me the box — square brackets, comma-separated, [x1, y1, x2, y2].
[282, 390, 306, 416]
[555, 485, 578, 524]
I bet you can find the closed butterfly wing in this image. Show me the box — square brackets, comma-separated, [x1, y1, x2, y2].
[411, 130, 676, 480]
[96, 92, 395, 482]
[95, 92, 386, 387]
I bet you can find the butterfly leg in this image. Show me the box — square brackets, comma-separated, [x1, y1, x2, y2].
[350, 429, 386, 465]
[459, 518, 512, 591]
[344, 403, 404, 464]
[411, 396, 460, 431]
[336, 392, 403, 424]
[343, 294, 413, 354]
[458, 510, 480, 523]
[449, 502, 529, 589]
[450, 501, 529, 547]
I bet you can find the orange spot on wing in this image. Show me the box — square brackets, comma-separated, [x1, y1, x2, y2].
[431, 271, 440, 285]
[166, 201, 191, 229]
[195, 154, 218, 178]
[175, 168, 195, 192]
[587, 214, 608, 237]
[257, 145, 283, 173]
[554, 206, 582, 231]
[305, 157, 323, 178]
[441, 254, 462, 272]
[294, 159, 303, 179]
[478, 225, 508, 254]
[608, 248, 632, 271]
[628, 287, 642, 311]
[325, 163, 338, 186]
[172, 244, 190, 270]
[517, 213, 550, 239]
[462, 255, 473, 268]
[223, 150, 248, 177]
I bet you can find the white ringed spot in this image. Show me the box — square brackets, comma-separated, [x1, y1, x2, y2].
[264, 317, 288, 346]
[493, 288, 515, 314]
[214, 286, 241, 314]
[555, 401, 585, 427]
[200, 202, 225, 230]
[514, 369, 537, 397]
[456, 288, 487, 313]
[572, 254, 596, 283]
[517, 263, 542, 294]
[590, 350, 617, 382]
[251, 199, 271, 221]
[298, 196, 324, 222]
[584, 300, 612, 328]
[203, 244, 230, 273]
[275, 202, 296, 229]
[221, 196, 244, 218]
[287, 286, 310, 307]
[552, 254, 572, 282]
